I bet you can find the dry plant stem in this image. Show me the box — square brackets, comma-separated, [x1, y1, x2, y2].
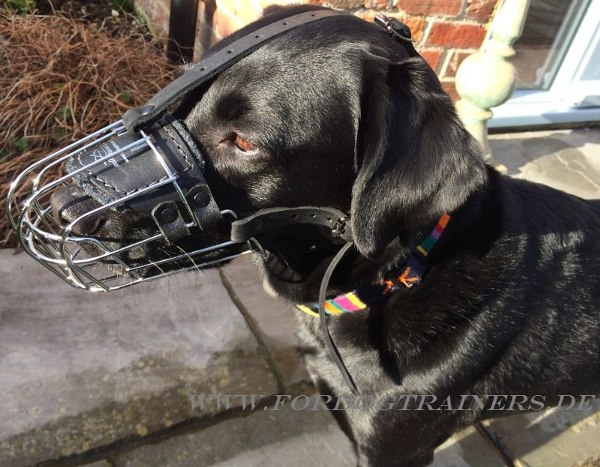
[0, 9, 174, 247]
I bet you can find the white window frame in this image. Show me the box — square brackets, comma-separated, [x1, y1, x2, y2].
[489, 0, 600, 129]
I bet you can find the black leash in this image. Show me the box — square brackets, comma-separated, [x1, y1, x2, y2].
[303, 213, 451, 395]
[318, 242, 361, 395]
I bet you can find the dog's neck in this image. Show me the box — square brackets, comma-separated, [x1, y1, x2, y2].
[319, 167, 502, 301]
[260, 167, 501, 306]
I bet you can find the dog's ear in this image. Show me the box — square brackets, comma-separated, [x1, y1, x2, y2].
[351, 57, 487, 258]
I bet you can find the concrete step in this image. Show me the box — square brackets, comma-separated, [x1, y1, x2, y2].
[219, 257, 312, 391]
[0, 251, 278, 466]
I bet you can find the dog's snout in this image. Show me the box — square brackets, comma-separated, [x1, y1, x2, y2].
[50, 186, 105, 236]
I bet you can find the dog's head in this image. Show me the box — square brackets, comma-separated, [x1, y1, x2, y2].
[49, 5, 486, 297]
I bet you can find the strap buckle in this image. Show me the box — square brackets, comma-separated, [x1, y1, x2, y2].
[374, 15, 415, 43]
[331, 217, 349, 239]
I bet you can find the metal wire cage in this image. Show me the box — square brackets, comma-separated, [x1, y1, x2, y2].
[6, 120, 249, 292]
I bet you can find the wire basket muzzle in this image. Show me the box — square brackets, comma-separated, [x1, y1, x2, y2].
[7, 118, 249, 291]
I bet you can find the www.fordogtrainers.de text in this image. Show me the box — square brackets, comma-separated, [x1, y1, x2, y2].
[189, 393, 597, 413]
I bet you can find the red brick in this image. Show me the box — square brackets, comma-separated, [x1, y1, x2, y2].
[395, 0, 465, 16]
[426, 22, 486, 48]
[420, 49, 443, 72]
[441, 50, 470, 78]
[465, 0, 498, 19]
[441, 80, 459, 101]
[403, 17, 427, 42]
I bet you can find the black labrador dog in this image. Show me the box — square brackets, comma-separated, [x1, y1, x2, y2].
[52, 5, 600, 466]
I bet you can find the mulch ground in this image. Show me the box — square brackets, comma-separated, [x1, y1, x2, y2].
[0, 0, 174, 247]
[36, 0, 154, 40]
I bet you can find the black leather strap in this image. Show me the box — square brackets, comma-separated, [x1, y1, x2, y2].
[123, 9, 346, 131]
[152, 200, 190, 243]
[230, 207, 352, 243]
[318, 241, 360, 395]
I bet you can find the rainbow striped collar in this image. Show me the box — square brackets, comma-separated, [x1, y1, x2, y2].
[295, 213, 451, 317]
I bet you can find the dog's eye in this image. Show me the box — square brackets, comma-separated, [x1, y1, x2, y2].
[233, 133, 256, 153]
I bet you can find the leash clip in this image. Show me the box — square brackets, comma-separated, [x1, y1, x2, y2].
[332, 217, 349, 239]
[374, 15, 415, 43]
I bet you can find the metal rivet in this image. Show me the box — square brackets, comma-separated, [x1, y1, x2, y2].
[193, 191, 211, 207]
[160, 207, 178, 223]
[137, 104, 155, 116]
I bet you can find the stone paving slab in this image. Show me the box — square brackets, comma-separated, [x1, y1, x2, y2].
[484, 400, 600, 467]
[109, 404, 506, 467]
[111, 404, 356, 467]
[432, 426, 506, 467]
[0, 251, 277, 466]
[490, 127, 600, 199]
[220, 257, 312, 391]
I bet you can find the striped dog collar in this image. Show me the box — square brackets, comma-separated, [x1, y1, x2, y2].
[296, 213, 451, 317]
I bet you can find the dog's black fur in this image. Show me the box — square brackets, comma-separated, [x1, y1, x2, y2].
[53, 5, 600, 465]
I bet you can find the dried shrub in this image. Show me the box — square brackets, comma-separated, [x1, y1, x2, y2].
[0, 8, 174, 247]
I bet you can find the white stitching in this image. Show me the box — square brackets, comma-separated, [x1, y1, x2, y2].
[79, 126, 193, 198]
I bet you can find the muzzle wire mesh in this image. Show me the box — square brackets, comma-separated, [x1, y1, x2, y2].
[7, 120, 249, 291]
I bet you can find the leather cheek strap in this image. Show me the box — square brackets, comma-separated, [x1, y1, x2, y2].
[230, 207, 353, 244]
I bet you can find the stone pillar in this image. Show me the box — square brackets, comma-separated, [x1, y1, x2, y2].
[455, 0, 531, 173]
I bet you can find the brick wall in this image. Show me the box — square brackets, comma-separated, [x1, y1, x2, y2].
[135, 0, 500, 100]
